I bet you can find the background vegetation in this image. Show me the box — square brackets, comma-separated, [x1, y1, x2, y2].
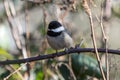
[0, 0, 120, 80]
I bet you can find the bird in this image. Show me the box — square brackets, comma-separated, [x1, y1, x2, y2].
[46, 21, 74, 53]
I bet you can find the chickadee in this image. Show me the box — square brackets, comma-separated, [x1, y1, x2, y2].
[47, 21, 74, 52]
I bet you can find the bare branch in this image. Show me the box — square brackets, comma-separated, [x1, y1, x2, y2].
[82, 0, 106, 79]
[0, 48, 120, 65]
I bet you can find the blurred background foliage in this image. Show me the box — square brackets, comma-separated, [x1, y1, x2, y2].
[0, 0, 120, 80]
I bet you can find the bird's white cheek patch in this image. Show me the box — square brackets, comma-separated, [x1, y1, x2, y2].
[49, 26, 65, 32]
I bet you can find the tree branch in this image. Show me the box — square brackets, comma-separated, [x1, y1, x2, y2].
[0, 48, 120, 65]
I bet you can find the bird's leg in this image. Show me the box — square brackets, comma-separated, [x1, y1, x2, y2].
[55, 50, 58, 57]
[56, 50, 58, 54]
[64, 48, 68, 53]
[55, 50, 59, 62]
[55, 50, 63, 62]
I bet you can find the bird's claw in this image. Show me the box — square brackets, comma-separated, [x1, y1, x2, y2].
[75, 44, 80, 49]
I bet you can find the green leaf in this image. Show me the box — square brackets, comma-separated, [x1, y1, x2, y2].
[36, 69, 43, 80]
[58, 63, 73, 80]
[0, 48, 13, 60]
[72, 54, 106, 79]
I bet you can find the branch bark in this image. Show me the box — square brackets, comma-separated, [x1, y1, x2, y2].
[0, 48, 120, 65]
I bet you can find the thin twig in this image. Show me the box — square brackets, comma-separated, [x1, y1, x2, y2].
[24, 1, 31, 80]
[82, 0, 106, 80]
[103, 0, 111, 79]
[9, 65, 24, 80]
[96, 3, 109, 79]
[100, 5, 109, 80]
[4, 63, 27, 80]
[41, 5, 48, 80]
[25, 1, 30, 39]
[4, 0, 30, 79]
[103, 0, 111, 21]
[0, 48, 120, 65]
[3, 0, 21, 49]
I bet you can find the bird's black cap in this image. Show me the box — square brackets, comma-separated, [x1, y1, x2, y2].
[48, 21, 62, 29]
